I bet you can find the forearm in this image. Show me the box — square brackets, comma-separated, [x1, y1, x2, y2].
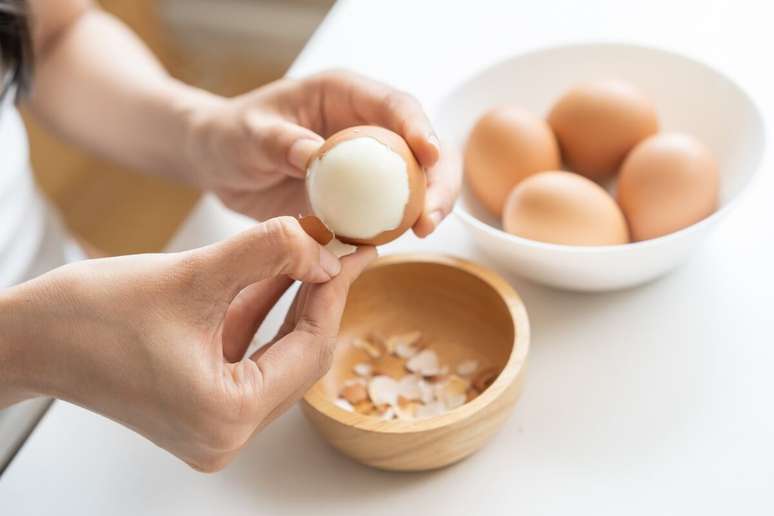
[24, 6, 224, 184]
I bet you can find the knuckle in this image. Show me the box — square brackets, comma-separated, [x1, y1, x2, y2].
[318, 283, 342, 307]
[267, 217, 304, 251]
[296, 316, 336, 377]
[314, 68, 356, 86]
[264, 217, 313, 276]
[384, 90, 417, 113]
[316, 336, 337, 376]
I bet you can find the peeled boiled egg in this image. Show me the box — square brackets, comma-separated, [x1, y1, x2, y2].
[465, 106, 560, 216]
[502, 171, 629, 246]
[548, 80, 659, 181]
[617, 132, 719, 241]
[306, 126, 426, 246]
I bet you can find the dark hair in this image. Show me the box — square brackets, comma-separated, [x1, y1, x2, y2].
[0, 0, 32, 101]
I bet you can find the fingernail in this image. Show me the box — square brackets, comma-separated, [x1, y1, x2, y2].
[427, 132, 440, 154]
[429, 210, 444, 228]
[288, 138, 323, 173]
[319, 248, 342, 277]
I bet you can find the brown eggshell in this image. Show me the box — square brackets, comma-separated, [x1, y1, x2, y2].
[617, 132, 719, 241]
[502, 171, 630, 246]
[465, 106, 561, 216]
[298, 215, 334, 245]
[548, 80, 659, 181]
[307, 126, 426, 246]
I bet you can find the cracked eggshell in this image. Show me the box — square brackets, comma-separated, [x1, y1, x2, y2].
[306, 126, 426, 246]
[298, 215, 334, 245]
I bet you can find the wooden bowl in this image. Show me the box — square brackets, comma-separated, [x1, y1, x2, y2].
[301, 254, 530, 471]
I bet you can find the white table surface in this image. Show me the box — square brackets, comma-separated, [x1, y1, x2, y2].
[2, 1, 773, 514]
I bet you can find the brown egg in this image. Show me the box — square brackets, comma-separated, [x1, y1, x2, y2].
[548, 80, 659, 181]
[617, 132, 719, 241]
[306, 126, 426, 246]
[465, 106, 560, 216]
[502, 171, 629, 246]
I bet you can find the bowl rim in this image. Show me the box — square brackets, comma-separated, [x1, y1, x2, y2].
[302, 253, 530, 434]
[441, 41, 768, 254]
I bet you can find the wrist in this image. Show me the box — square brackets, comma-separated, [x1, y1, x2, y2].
[169, 80, 229, 188]
[0, 269, 84, 407]
[0, 286, 45, 406]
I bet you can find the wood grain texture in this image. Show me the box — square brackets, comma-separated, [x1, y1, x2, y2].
[302, 254, 530, 471]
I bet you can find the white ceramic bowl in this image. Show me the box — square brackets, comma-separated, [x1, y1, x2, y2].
[434, 43, 765, 291]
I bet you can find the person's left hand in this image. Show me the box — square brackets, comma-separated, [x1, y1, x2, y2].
[185, 70, 461, 238]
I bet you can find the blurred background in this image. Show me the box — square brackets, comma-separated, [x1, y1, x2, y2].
[23, 0, 334, 256]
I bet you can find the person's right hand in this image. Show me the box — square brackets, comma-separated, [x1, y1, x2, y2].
[0, 217, 376, 472]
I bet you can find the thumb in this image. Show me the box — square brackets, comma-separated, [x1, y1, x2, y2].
[286, 134, 323, 177]
[196, 216, 341, 297]
[255, 118, 322, 178]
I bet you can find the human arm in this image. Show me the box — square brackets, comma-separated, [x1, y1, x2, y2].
[0, 217, 376, 471]
[23, 0, 461, 236]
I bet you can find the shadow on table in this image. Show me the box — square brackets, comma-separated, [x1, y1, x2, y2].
[228, 407, 449, 509]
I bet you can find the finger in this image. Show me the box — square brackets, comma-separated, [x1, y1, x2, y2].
[199, 216, 341, 296]
[245, 114, 323, 179]
[251, 244, 375, 362]
[221, 276, 294, 362]
[246, 247, 376, 419]
[241, 277, 309, 364]
[311, 70, 440, 168]
[413, 143, 463, 238]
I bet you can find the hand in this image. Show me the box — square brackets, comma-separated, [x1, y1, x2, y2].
[186, 70, 462, 237]
[0, 217, 376, 472]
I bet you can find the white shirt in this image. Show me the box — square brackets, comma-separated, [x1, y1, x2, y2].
[0, 93, 79, 288]
[0, 92, 45, 287]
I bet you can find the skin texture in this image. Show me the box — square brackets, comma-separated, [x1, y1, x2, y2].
[307, 126, 427, 246]
[0, 0, 462, 471]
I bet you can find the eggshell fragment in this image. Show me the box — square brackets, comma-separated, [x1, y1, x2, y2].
[386, 331, 422, 358]
[472, 368, 499, 393]
[502, 171, 630, 246]
[353, 362, 373, 377]
[340, 382, 368, 404]
[456, 359, 479, 376]
[397, 374, 423, 400]
[548, 80, 659, 181]
[334, 399, 355, 412]
[368, 375, 399, 407]
[465, 106, 561, 216]
[406, 349, 440, 377]
[617, 132, 719, 241]
[298, 215, 333, 245]
[306, 126, 426, 246]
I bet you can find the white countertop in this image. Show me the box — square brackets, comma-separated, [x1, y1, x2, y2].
[2, 1, 773, 514]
